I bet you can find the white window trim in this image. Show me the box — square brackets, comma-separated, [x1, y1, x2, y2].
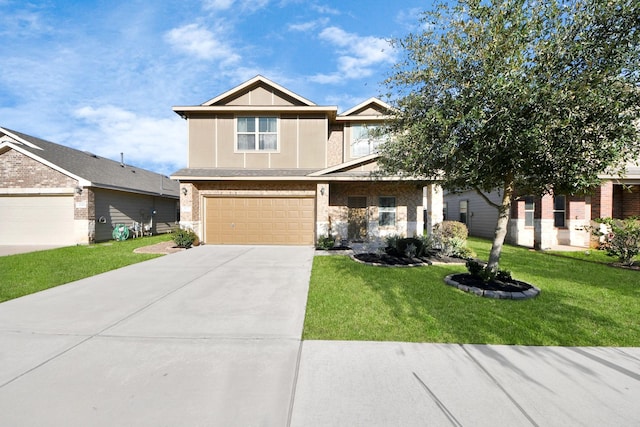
[553, 195, 566, 228]
[379, 196, 396, 227]
[524, 196, 535, 228]
[235, 116, 280, 153]
[459, 200, 468, 225]
[350, 123, 386, 158]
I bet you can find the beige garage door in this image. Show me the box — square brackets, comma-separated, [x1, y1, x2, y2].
[0, 195, 75, 245]
[205, 196, 315, 245]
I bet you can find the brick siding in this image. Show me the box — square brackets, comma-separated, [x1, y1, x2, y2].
[1, 148, 77, 189]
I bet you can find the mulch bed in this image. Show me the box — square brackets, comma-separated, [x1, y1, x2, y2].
[448, 273, 534, 292]
[352, 252, 467, 267]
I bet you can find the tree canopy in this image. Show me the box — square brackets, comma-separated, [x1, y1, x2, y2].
[378, 0, 640, 270]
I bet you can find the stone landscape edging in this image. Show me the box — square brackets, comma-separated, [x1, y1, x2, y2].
[444, 274, 541, 300]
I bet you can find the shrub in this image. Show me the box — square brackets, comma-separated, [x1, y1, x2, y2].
[384, 234, 402, 250]
[433, 221, 468, 241]
[396, 237, 423, 258]
[415, 234, 435, 256]
[316, 234, 335, 250]
[466, 259, 511, 283]
[432, 221, 473, 258]
[593, 217, 640, 266]
[172, 228, 198, 248]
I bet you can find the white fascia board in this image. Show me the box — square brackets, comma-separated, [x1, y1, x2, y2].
[308, 153, 380, 177]
[201, 75, 318, 106]
[340, 97, 395, 117]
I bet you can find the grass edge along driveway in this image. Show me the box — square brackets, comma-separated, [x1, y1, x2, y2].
[303, 238, 640, 347]
[0, 234, 172, 303]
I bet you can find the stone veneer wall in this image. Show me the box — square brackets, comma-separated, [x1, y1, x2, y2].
[327, 181, 423, 242]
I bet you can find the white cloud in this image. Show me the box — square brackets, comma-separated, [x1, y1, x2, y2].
[395, 7, 424, 30]
[202, 0, 269, 12]
[288, 18, 329, 32]
[310, 4, 340, 15]
[310, 26, 396, 84]
[202, 0, 235, 10]
[164, 23, 240, 63]
[72, 105, 186, 175]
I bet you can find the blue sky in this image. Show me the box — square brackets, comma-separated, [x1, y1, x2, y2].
[0, 0, 431, 175]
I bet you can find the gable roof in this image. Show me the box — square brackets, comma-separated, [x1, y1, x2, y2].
[202, 75, 316, 107]
[173, 75, 338, 119]
[0, 127, 179, 198]
[337, 98, 394, 121]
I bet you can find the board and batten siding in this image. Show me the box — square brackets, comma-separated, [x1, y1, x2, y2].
[94, 188, 177, 242]
[443, 190, 501, 239]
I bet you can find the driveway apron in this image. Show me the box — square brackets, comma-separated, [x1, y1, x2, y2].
[0, 245, 314, 427]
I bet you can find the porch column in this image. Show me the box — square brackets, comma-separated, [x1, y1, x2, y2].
[424, 184, 443, 234]
[593, 181, 614, 219]
[316, 182, 330, 241]
[534, 194, 555, 250]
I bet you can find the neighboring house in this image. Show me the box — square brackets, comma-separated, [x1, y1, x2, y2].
[0, 127, 180, 245]
[444, 162, 640, 249]
[171, 76, 443, 246]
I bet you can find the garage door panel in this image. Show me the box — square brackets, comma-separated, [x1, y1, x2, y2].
[0, 195, 75, 245]
[205, 196, 314, 245]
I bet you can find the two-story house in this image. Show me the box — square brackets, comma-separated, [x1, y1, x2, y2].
[171, 76, 443, 246]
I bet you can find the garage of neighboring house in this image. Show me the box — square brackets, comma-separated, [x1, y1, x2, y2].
[0, 194, 75, 245]
[203, 196, 315, 245]
[0, 127, 180, 246]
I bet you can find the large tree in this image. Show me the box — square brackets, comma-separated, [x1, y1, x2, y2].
[378, 0, 640, 272]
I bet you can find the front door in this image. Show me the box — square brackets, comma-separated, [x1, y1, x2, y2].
[348, 196, 368, 242]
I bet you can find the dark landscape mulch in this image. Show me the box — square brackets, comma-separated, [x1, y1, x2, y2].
[610, 261, 640, 271]
[449, 273, 535, 292]
[352, 252, 467, 266]
[353, 252, 430, 266]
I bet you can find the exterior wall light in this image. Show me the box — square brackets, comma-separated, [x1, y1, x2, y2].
[182, 187, 188, 195]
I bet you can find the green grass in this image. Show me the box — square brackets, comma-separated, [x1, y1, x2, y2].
[303, 237, 640, 346]
[0, 234, 172, 303]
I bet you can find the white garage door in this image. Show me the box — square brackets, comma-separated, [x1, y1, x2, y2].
[0, 195, 75, 245]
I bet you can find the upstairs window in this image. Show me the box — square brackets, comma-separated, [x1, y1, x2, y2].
[237, 117, 278, 151]
[379, 197, 396, 227]
[350, 124, 387, 158]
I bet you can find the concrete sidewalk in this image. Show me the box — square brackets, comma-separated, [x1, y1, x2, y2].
[291, 341, 640, 426]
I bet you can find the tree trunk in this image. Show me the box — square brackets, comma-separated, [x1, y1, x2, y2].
[486, 174, 515, 273]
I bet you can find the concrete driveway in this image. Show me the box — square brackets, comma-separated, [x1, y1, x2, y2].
[0, 245, 313, 426]
[2, 245, 639, 426]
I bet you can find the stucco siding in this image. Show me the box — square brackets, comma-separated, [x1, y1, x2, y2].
[188, 117, 215, 168]
[298, 117, 327, 169]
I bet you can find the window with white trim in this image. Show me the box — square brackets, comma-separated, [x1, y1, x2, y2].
[553, 195, 566, 228]
[351, 124, 387, 158]
[524, 196, 535, 227]
[236, 117, 278, 151]
[379, 197, 396, 227]
[459, 200, 468, 225]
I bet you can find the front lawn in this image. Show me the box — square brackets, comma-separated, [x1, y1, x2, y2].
[303, 238, 640, 346]
[0, 234, 172, 303]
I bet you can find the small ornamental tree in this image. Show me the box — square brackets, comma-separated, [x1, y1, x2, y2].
[378, 0, 640, 272]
